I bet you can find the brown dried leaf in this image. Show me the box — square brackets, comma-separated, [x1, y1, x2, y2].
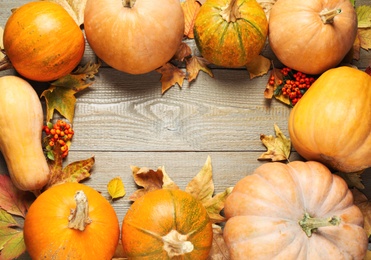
[207, 224, 230, 260]
[181, 0, 201, 38]
[156, 63, 186, 94]
[47, 0, 87, 26]
[256, 0, 278, 20]
[185, 156, 232, 223]
[258, 124, 291, 162]
[264, 67, 283, 99]
[351, 189, 371, 237]
[129, 166, 179, 201]
[358, 28, 371, 50]
[334, 170, 364, 190]
[186, 56, 214, 82]
[246, 55, 271, 79]
[173, 43, 192, 62]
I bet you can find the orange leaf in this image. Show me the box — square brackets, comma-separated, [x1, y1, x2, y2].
[173, 42, 192, 62]
[156, 63, 186, 94]
[181, 0, 201, 38]
[186, 56, 213, 82]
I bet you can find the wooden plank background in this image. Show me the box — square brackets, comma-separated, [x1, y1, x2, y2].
[0, 0, 370, 259]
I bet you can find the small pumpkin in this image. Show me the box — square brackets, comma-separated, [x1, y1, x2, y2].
[3, 1, 85, 82]
[288, 66, 371, 173]
[121, 189, 213, 259]
[193, 0, 268, 68]
[223, 161, 368, 260]
[268, 0, 357, 75]
[24, 182, 120, 259]
[0, 75, 49, 193]
[84, 0, 184, 74]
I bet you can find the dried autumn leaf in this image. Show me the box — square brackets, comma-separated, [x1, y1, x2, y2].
[264, 67, 282, 99]
[107, 177, 126, 200]
[351, 189, 371, 237]
[156, 63, 186, 94]
[0, 209, 26, 260]
[47, 0, 87, 26]
[256, 0, 278, 20]
[356, 5, 371, 29]
[41, 61, 100, 123]
[0, 175, 31, 218]
[358, 28, 371, 50]
[246, 55, 271, 79]
[181, 0, 201, 38]
[186, 56, 213, 82]
[129, 166, 179, 201]
[334, 170, 365, 190]
[185, 156, 233, 223]
[258, 124, 291, 161]
[173, 42, 192, 62]
[207, 224, 230, 260]
[46, 145, 94, 189]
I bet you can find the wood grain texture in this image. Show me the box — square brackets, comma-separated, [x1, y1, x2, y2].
[0, 0, 370, 259]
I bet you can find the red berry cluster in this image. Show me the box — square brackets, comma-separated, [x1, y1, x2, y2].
[269, 67, 316, 106]
[43, 120, 74, 159]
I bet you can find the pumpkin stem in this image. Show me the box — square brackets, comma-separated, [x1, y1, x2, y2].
[299, 212, 341, 237]
[319, 8, 342, 24]
[162, 229, 194, 258]
[220, 0, 241, 23]
[123, 0, 136, 8]
[68, 190, 92, 231]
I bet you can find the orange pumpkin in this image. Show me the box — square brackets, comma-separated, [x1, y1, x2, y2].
[3, 1, 85, 82]
[223, 161, 368, 260]
[268, 0, 357, 75]
[121, 189, 213, 259]
[24, 182, 120, 259]
[288, 66, 371, 173]
[193, 0, 268, 68]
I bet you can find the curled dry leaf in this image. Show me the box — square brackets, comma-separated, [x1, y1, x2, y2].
[47, 0, 87, 26]
[173, 42, 192, 62]
[181, 0, 201, 39]
[258, 123, 291, 162]
[156, 63, 186, 94]
[246, 55, 271, 79]
[186, 56, 214, 82]
[334, 170, 365, 190]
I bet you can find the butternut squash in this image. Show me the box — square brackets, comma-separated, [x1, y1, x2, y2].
[0, 76, 49, 192]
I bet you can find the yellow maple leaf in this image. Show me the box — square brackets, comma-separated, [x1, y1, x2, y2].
[258, 124, 291, 162]
[107, 177, 126, 200]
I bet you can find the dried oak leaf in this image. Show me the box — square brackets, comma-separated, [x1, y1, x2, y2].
[129, 166, 179, 201]
[186, 56, 214, 82]
[185, 156, 233, 223]
[0, 175, 32, 218]
[246, 55, 271, 79]
[351, 188, 371, 237]
[41, 61, 100, 123]
[45, 144, 95, 189]
[207, 224, 230, 260]
[181, 0, 201, 38]
[107, 177, 126, 200]
[258, 124, 291, 162]
[0, 209, 26, 260]
[47, 0, 87, 26]
[156, 63, 186, 94]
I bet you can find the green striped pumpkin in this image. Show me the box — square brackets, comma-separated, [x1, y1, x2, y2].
[193, 0, 268, 68]
[121, 189, 213, 259]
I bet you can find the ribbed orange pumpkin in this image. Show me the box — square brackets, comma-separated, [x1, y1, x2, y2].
[121, 189, 213, 259]
[223, 161, 368, 260]
[288, 66, 371, 173]
[24, 182, 120, 259]
[3, 1, 85, 82]
[193, 0, 268, 68]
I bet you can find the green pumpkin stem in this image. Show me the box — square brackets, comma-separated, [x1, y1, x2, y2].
[319, 8, 342, 24]
[123, 0, 136, 8]
[220, 0, 241, 23]
[299, 212, 341, 237]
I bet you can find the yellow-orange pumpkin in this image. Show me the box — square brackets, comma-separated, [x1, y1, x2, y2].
[121, 189, 213, 259]
[24, 182, 120, 259]
[224, 161, 368, 260]
[289, 66, 371, 173]
[3, 1, 85, 82]
[193, 0, 268, 68]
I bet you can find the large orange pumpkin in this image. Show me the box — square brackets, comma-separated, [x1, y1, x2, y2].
[84, 0, 184, 74]
[223, 161, 368, 260]
[193, 0, 268, 68]
[288, 66, 371, 173]
[24, 182, 120, 259]
[121, 189, 213, 259]
[268, 0, 357, 75]
[3, 1, 85, 82]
